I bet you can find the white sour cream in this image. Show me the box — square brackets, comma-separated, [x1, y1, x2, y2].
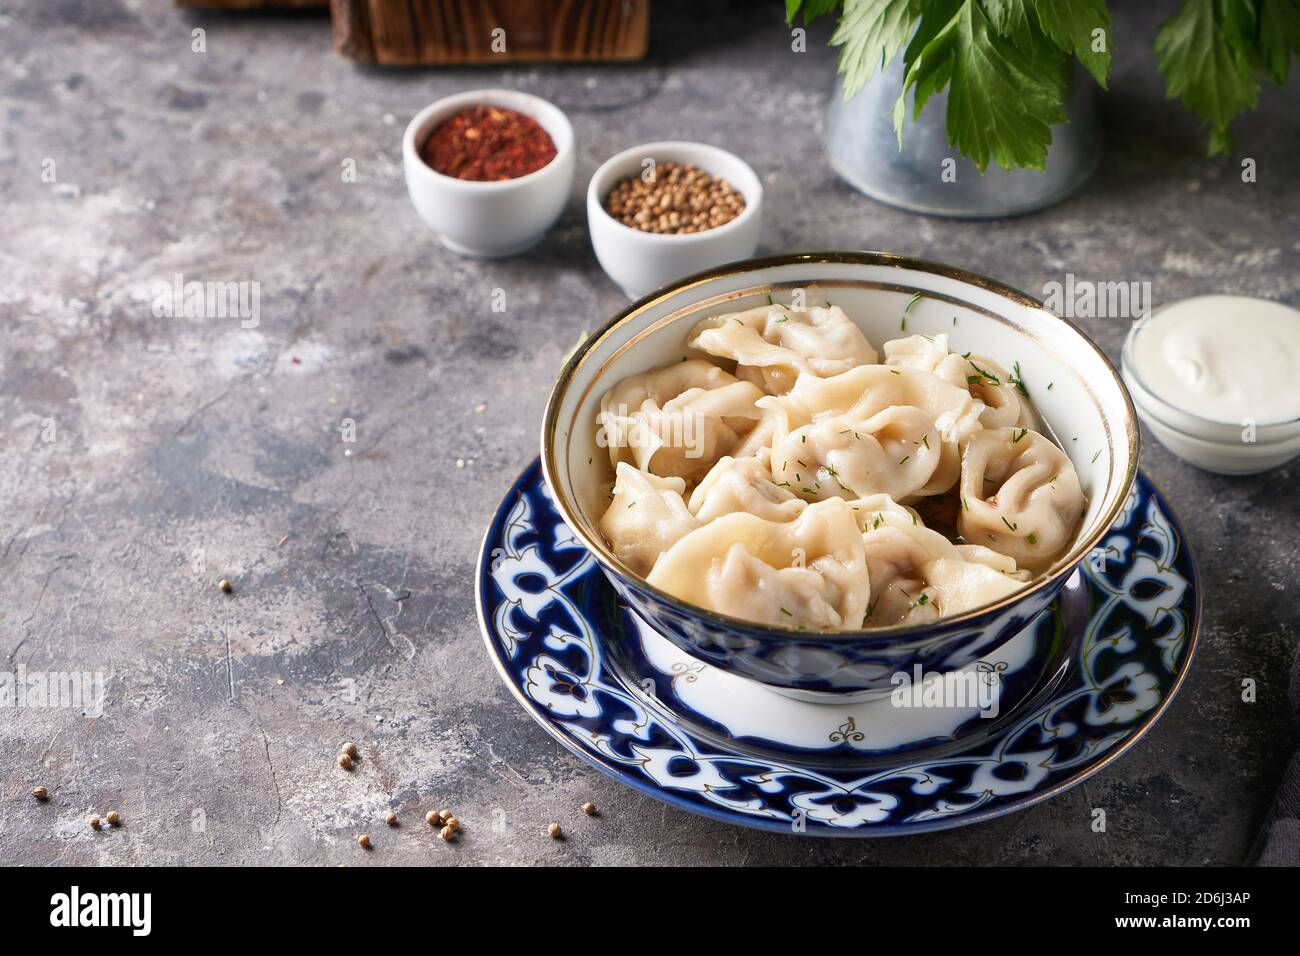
[1129, 295, 1300, 425]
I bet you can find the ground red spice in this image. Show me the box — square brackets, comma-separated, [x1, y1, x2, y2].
[421, 105, 557, 181]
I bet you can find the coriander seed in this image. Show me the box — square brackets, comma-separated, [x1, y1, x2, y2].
[439, 809, 454, 824]
[357, 834, 371, 849]
[547, 822, 563, 839]
[581, 802, 597, 816]
[603, 161, 745, 236]
[425, 809, 440, 826]
[385, 811, 398, 827]
[218, 578, 233, 594]
[106, 810, 120, 826]
[341, 742, 358, 759]
[337, 753, 353, 770]
[439, 824, 455, 841]
[32, 786, 49, 801]
[89, 814, 101, 829]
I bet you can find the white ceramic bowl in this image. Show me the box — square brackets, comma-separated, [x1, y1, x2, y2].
[587, 142, 762, 299]
[1121, 313, 1300, 474]
[403, 89, 576, 258]
[542, 252, 1139, 695]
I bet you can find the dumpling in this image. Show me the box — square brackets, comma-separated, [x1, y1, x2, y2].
[755, 364, 985, 498]
[861, 511, 1027, 627]
[688, 303, 877, 395]
[768, 405, 945, 502]
[957, 427, 1084, 572]
[845, 493, 922, 533]
[884, 333, 1031, 429]
[599, 463, 699, 575]
[688, 451, 807, 524]
[597, 359, 764, 482]
[647, 497, 870, 629]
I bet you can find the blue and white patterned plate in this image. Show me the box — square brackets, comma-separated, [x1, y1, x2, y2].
[476, 460, 1200, 836]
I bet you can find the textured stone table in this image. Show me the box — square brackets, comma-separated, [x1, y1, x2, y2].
[2, 0, 1296, 866]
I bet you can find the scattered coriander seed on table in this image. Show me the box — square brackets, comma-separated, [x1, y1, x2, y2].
[445, 817, 460, 832]
[385, 811, 398, 827]
[581, 802, 597, 816]
[547, 822, 563, 839]
[439, 809, 454, 824]
[218, 578, 233, 594]
[425, 809, 440, 826]
[357, 834, 371, 849]
[341, 742, 358, 758]
[337, 753, 353, 770]
[439, 825, 455, 841]
[32, 786, 48, 801]
[106, 810, 120, 826]
[89, 814, 101, 829]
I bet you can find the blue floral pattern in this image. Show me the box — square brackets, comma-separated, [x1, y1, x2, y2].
[478, 461, 1199, 836]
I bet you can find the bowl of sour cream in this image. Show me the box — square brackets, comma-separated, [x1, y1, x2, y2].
[1121, 294, 1300, 474]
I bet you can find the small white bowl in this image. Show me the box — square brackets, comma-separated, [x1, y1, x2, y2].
[403, 89, 576, 258]
[587, 142, 762, 299]
[1121, 313, 1300, 475]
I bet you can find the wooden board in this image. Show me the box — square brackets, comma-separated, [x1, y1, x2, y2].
[331, 0, 650, 65]
[174, 1, 327, 8]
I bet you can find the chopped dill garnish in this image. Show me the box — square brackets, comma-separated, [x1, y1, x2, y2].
[898, 455, 909, 465]
[1012, 428, 1028, 444]
[1001, 516, 1017, 531]
[1008, 361, 1029, 397]
[1092, 449, 1102, 463]
[965, 357, 1001, 385]
[863, 595, 879, 623]
[1027, 532, 1038, 545]
[780, 606, 792, 617]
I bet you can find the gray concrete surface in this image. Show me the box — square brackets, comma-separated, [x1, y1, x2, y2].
[1, 0, 1296, 866]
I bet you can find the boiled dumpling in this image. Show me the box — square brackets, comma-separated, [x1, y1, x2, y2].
[884, 333, 1031, 429]
[754, 364, 984, 498]
[957, 427, 1084, 572]
[647, 497, 870, 629]
[861, 510, 1027, 626]
[599, 463, 699, 575]
[688, 451, 807, 524]
[688, 303, 877, 395]
[768, 404, 945, 502]
[597, 359, 764, 482]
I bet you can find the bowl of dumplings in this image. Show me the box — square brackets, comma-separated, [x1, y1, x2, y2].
[541, 252, 1139, 698]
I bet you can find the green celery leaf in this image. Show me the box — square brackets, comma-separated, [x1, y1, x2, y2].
[798, 0, 843, 24]
[897, 0, 1067, 171]
[1257, 0, 1300, 83]
[981, 0, 1031, 42]
[833, 0, 922, 98]
[891, 0, 962, 137]
[1156, 0, 1259, 155]
[1030, 0, 1113, 88]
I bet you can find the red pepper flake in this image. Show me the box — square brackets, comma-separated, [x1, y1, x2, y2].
[421, 105, 557, 182]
